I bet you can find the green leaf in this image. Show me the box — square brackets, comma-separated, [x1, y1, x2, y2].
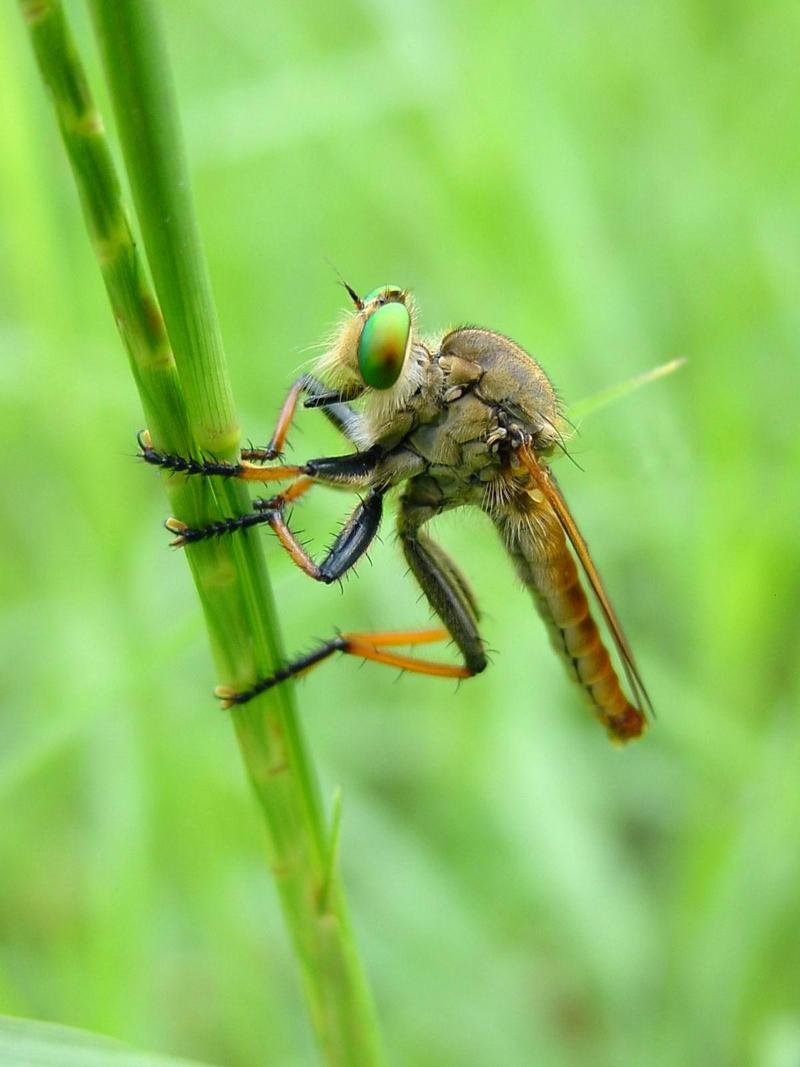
[0, 1016, 218, 1067]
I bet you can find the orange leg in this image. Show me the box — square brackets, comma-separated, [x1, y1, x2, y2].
[241, 377, 307, 462]
[265, 476, 315, 503]
[137, 429, 303, 482]
[238, 463, 304, 482]
[345, 629, 471, 678]
[215, 627, 473, 708]
[241, 374, 365, 463]
[165, 476, 315, 547]
[253, 485, 386, 583]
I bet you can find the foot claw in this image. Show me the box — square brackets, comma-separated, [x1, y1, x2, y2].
[214, 685, 237, 710]
[165, 516, 189, 547]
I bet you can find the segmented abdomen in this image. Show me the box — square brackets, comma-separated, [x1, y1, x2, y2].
[492, 496, 645, 743]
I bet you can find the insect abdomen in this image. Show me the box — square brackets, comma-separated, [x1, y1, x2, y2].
[494, 502, 645, 743]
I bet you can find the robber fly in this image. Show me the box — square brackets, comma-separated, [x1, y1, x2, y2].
[139, 283, 653, 743]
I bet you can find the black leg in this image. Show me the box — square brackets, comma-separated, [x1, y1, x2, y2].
[168, 478, 385, 589]
[139, 429, 383, 489]
[137, 430, 305, 482]
[217, 636, 349, 706]
[398, 496, 488, 676]
[139, 370, 368, 477]
[301, 375, 366, 442]
[215, 627, 470, 708]
[260, 487, 385, 583]
[210, 487, 489, 708]
[159, 442, 386, 551]
[164, 476, 314, 546]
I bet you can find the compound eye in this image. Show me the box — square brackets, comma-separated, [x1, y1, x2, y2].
[363, 284, 403, 305]
[357, 301, 410, 389]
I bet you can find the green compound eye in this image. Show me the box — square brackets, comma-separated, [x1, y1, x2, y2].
[363, 284, 403, 304]
[357, 301, 411, 389]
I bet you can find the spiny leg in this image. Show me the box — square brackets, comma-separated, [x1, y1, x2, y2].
[139, 425, 383, 490]
[138, 372, 367, 478]
[172, 483, 385, 595]
[163, 444, 386, 560]
[210, 492, 487, 706]
[215, 628, 471, 709]
[137, 368, 383, 556]
[398, 495, 489, 678]
[165, 476, 315, 546]
[264, 485, 385, 582]
[240, 374, 364, 462]
[137, 429, 305, 482]
[241, 376, 307, 462]
[211, 491, 488, 706]
[215, 522, 486, 708]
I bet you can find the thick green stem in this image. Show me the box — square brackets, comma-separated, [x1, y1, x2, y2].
[21, 2, 383, 1063]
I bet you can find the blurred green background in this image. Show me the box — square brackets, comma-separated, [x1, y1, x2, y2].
[2, 2, 800, 1065]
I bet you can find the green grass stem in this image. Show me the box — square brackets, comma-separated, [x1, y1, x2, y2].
[20, 2, 383, 1063]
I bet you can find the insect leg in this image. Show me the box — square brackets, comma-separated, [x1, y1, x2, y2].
[158, 447, 385, 546]
[138, 373, 367, 477]
[397, 501, 488, 677]
[264, 486, 385, 582]
[137, 430, 305, 482]
[170, 474, 385, 589]
[299, 376, 367, 443]
[211, 480, 487, 706]
[242, 374, 366, 462]
[242, 376, 308, 461]
[165, 476, 314, 546]
[138, 425, 383, 487]
[214, 628, 467, 708]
